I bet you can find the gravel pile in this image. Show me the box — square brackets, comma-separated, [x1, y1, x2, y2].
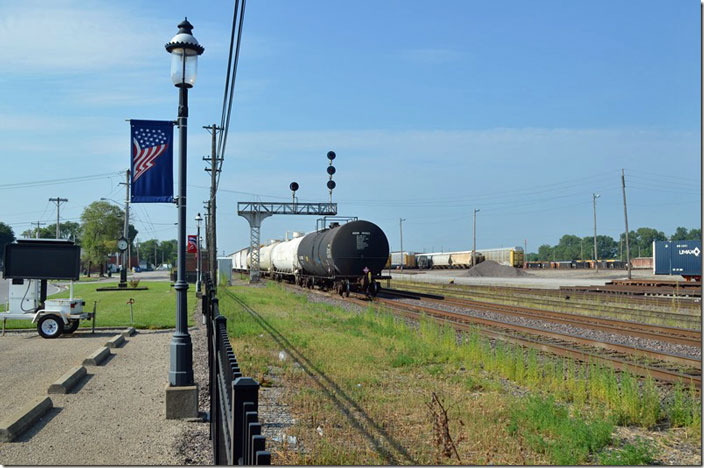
[464, 260, 530, 278]
[393, 297, 701, 360]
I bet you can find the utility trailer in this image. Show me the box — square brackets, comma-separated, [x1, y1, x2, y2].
[1, 238, 91, 338]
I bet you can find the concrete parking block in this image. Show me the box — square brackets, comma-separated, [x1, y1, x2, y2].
[121, 327, 136, 337]
[83, 346, 111, 366]
[0, 396, 53, 442]
[48, 366, 86, 394]
[106, 334, 125, 348]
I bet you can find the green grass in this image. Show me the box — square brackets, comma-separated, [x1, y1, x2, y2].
[1, 281, 197, 329]
[219, 283, 684, 464]
[508, 395, 656, 465]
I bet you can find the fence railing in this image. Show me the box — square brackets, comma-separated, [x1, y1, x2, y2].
[203, 275, 270, 465]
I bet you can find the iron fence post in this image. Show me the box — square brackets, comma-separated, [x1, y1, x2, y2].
[232, 377, 260, 465]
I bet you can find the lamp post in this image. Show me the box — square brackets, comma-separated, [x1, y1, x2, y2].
[195, 212, 202, 293]
[399, 218, 406, 271]
[593, 193, 600, 273]
[472, 208, 480, 266]
[165, 18, 204, 388]
[101, 196, 129, 287]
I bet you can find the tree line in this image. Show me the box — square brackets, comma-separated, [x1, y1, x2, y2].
[527, 226, 701, 262]
[0, 200, 179, 274]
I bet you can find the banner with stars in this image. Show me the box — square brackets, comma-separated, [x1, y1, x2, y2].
[130, 119, 174, 203]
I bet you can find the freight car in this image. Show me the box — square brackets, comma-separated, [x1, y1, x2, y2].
[653, 240, 702, 281]
[476, 247, 524, 268]
[231, 220, 390, 296]
[416, 251, 485, 269]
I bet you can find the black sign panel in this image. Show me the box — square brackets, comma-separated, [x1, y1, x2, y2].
[3, 240, 81, 280]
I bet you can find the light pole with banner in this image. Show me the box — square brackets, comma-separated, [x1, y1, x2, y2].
[164, 19, 204, 415]
[195, 212, 202, 293]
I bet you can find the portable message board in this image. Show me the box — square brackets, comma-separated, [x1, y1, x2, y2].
[3, 239, 81, 280]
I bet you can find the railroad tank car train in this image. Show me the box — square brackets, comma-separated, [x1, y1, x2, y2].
[231, 220, 390, 296]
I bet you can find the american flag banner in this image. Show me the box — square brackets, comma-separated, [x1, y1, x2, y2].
[130, 119, 174, 203]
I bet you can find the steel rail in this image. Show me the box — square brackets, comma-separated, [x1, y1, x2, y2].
[388, 281, 702, 324]
[369, 298, 701, 388]
[381, 288, 702, 347]
[372, 297, 701, 370]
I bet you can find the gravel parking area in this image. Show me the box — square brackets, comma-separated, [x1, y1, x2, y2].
[0, 308, 212, 465]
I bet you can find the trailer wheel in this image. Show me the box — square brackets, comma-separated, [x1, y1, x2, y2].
[63, 319, 80, 334]
[37, 315, 64, 339]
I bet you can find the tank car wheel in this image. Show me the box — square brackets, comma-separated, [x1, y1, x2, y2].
[37, 314, 64, 339]
[371, 281, 380, 297]
[63, 319, 80, 334]
[344, 280, 350, 297]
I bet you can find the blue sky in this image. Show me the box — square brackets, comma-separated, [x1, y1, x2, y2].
[0, 0, 700, 256]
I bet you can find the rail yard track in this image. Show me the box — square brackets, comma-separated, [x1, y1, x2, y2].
[267, 281, 701, 388]
[386, 280, 701, 329]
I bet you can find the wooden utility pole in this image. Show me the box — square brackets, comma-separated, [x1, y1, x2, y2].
[48, 197, 68, 239]
[621, 169, 632, 279]
[399, 218, 406, 271]
[204, 124, 223, 287]
[32, 221, 45, 239]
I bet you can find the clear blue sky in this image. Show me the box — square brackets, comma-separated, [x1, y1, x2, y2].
[0, 0, 700, 256]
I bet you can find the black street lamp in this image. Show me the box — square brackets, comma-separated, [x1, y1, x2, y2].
[165, 18, 204, 388]
[195, 212, 203, 293]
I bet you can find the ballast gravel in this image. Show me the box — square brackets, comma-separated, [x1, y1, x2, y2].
[392, 297, 702, 360]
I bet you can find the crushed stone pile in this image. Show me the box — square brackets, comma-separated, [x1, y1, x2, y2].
[464, 260, 530, 278]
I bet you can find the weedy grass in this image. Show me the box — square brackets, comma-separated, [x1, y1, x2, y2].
[219, 283, 679, 465]
[1, 281, 196, 329]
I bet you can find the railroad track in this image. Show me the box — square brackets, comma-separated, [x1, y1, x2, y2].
[246, 281, 701, 387]
[380, 288, 702, 348]
[387, 281, 701, 328]
[369, 295, 701, 387]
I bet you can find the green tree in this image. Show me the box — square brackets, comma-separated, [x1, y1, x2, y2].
[553, 234, 582, 261]
[686, 228, 701, 240]
[139, 239, 161, 268]
[160, 239, 178, 265]
[536, 244, 553, 261]
[582, 235, 618, 260]
[80, 201, 128, 276]
[0, 222, 15, 265]
[672, 226, 690, 241]
[634, 227, 666, 257]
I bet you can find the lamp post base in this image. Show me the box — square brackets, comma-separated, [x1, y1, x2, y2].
[165, 383, 199, 419]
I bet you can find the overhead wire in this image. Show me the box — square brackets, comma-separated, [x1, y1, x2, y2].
[216, 0, 247, 192]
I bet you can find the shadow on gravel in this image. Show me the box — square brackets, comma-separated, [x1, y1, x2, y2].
[67, 374, 94, 394]
[225, 290, 417, 466]
[13, 407, 63, 443]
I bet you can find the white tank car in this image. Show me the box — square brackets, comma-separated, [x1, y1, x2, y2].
[258, 240, 281, 272]
[231, 247, 248, 271]
[271, 233, 305, 274]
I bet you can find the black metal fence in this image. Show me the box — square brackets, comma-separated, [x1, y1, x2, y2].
[203, 275, 270, 465]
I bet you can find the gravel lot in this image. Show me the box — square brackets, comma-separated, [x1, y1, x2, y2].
[0, 307, 212, 465]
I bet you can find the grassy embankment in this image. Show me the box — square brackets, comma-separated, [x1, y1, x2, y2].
[1, 281, 196, 329]
[220, 282, 700, 465]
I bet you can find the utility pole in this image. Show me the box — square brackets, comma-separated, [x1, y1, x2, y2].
[524, 239, 527, 268]
[399, 218, 406, 271]
[48, 197, 68, 239]
[472, 208, 480, 266]
[204, 124, 223, 287]
[621, 169, 632, 279]
[593, 193, 600, 272]
[32, 221, 45, 239]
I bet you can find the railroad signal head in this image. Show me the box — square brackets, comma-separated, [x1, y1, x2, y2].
[327, 150, 336, 161]
[327, 165, 336, 175]
[290, 182, 299, 192]
[327, 180, 336, 190]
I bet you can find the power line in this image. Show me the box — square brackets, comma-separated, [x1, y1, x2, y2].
[0, 171, 122, 191]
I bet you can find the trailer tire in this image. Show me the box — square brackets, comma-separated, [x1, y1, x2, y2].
[37, 314, 64, 339]
[63, 319, 80, 334]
